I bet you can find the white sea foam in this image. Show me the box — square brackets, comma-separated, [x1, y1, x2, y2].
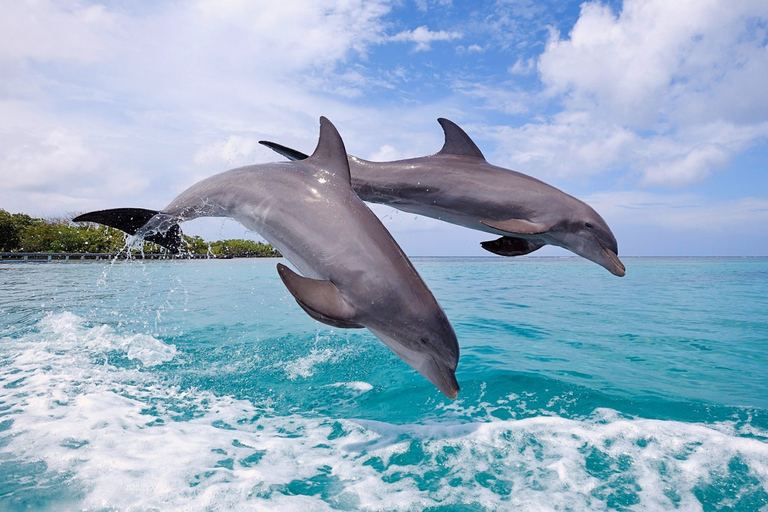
[282, 347, 339, 380]
[2, 313, 768, 511]
[343, 381, 373, 393]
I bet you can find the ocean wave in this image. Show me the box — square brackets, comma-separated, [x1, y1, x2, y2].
[1, 313, 767, 511]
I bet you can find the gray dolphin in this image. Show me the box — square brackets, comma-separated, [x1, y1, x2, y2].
[261, 119, 625, 277]
[73, 117, 460, 398]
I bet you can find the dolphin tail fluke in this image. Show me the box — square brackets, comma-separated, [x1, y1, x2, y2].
[72, 208, 183, 254]
[481, 236, 545, 257]
[259, 141, 309, 162]
[276, 263, 364, 329]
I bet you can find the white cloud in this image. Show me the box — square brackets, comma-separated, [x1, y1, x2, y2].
[390, 26, 462, 52]
[413, 0, 454, 13]
[1, 128, 100, 191]
[508, 57, 535, 75]
[191, 0, 391, 70]
[193, 136, 260, 167]
[640, 144, 728, 188]
[456, 44, 485, 55]
[539, 0, 768, 128]
[0, 0, 396, 215]
[585, 190, 768, 233]
[0, 0, 116, 62]
[368, 144, 401, 161]
[453, 81, 532, 115]
[483, 114, 639, 178]
[484, 114, 768, 187]
[476, 0, 768, 188]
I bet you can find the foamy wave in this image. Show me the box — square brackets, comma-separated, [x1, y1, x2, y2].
[31, 311, 176, 367]
[282, 347, 338, 380]
[2, 314, 768, 511]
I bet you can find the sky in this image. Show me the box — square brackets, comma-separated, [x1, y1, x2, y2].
[1, 0, 767, 257]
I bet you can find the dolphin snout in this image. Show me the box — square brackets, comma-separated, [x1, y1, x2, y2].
[421, 355, 460, 399]
[602, 247, 626, 277]
[564, 231, 626, 277]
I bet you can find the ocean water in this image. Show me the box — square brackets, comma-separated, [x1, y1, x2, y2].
[1, 256, 767, 511]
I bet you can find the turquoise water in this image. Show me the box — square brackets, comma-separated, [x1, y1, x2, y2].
[1, 257, 767, 510]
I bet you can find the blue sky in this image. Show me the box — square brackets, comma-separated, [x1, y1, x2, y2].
[1, 0, 767, 256]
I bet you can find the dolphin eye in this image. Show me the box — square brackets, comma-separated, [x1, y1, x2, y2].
[585, 222, 594, 230]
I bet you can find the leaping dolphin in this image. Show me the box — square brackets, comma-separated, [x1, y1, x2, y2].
[261, 119, 625, 277]
[73, 117, 461, 398]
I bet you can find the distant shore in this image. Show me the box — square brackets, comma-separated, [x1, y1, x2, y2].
[1, 209, 280, 258]
[0, 251, 279, 262]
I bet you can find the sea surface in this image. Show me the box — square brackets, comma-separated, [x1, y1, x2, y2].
[1, 256, 767, 511]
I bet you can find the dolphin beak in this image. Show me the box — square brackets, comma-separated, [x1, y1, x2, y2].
[561, 234, 626, 277]
[367, 327, 460, 399]
[602, 247, 626, 277]
[421, 356, 460, 399]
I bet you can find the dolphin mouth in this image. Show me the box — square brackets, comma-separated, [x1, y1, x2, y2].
[601, 246, 626, 277]
[429, 355, 460, 399]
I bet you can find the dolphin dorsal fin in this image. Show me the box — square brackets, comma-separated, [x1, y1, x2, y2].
[436, 118, 486, 160]
[305, 116, 352, 184]
[276, 263, 364, 329]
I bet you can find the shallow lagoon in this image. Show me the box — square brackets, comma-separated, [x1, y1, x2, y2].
[1, 257, 767, 510]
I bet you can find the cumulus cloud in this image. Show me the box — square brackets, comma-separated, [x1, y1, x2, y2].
[639, 144, 729, 188]
[1, 128, 100, 191]
[585, 190, 768, 233]
[368, 144, 401, 161]
[0, 0, 116, 62]
[479, 0, 768, 188]
[484, 114, 768, 186]
[452, 81, 532, 116]
[193, 136, 260, 167]
[390, 26, 462, 52]
[508, 57, 535, 75]
[0, 0, 395, 215]
[539, 0, 768, 128]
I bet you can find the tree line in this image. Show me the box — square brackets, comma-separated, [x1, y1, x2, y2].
[0, 209, 280, 258]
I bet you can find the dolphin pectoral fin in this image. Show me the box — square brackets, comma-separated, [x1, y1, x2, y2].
[295, 301, 364, 329]
[276, 263, 364, 329]
[480, 218, 550, 235]
[259, 141, 309, 162]
[73, 208, 183, 253]
[481, 236, 545, 257]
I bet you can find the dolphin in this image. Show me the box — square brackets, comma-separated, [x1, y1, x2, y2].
[73, 117, 460, 398]
[261, 118, 625, 277]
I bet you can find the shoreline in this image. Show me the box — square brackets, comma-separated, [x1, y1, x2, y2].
[0, 252, 279, 262]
